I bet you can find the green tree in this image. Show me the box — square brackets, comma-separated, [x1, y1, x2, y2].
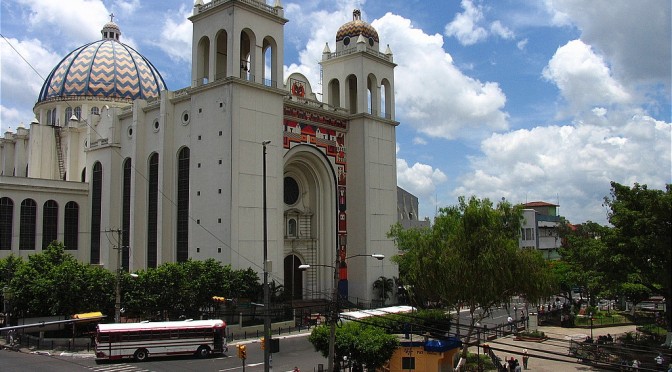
[389, 196, 554, 370]
[603, 182, 672, 344]
[309, 321, 398, 371]
[6, 243, 114, 317]
[372, 276, 394, 305]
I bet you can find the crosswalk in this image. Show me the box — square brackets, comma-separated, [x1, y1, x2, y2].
[89, 363, 154, 372]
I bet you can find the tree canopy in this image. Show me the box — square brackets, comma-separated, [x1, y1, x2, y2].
[389, 196, 555, 368]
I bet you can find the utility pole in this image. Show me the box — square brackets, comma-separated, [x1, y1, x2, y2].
[262, 140, 271, 372]
[105, 228, 123, 323]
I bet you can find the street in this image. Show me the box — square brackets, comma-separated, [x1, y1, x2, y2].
[1, 333, 327, 372]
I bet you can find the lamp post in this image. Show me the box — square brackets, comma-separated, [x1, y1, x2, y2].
[262, 140, 271, 372]
[589, 312, 593, 340]
[299, 253, 384, 372]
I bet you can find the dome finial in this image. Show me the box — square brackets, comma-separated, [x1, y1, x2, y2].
[353, 9, 361, 21]
[101, 15, 121, 41]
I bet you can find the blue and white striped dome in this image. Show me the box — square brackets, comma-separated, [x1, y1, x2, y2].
[38, 22, 166, 103]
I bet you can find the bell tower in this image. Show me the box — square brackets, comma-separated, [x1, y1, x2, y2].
[189, 0, 287, 87]
[320, 9, 399, 303]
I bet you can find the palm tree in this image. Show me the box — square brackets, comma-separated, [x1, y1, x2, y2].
[372, 276, 394, 306]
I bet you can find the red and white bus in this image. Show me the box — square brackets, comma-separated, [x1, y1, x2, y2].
[95, 319, 227, 362]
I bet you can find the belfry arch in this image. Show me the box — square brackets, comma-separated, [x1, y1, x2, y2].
[283, 145, 337, 300]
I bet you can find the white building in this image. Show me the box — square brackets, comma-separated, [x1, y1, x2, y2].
[519, 201, 562, 260]
[0, 2, 399, 304]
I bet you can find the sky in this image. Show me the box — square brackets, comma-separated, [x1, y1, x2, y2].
[1, 0, 670, 225]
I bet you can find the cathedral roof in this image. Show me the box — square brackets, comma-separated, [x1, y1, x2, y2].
[37, 21, 166, 104]
[336, 9, 379, 43]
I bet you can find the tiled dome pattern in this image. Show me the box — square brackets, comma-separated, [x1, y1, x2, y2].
[336, 20, 379, 43]
[38, 39, 166, 103]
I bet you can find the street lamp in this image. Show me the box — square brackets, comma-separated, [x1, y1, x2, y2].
[589, 312, 593, 340]
[262, 140, 271, 372]
[299, 253, 385, 372]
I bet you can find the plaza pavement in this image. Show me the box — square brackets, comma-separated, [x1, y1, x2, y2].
[482, 324, 639, 371]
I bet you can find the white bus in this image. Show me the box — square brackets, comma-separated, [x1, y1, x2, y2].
[95, 319, 227, 362]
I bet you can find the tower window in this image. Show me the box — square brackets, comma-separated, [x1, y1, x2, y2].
[287, 218, 297, 237]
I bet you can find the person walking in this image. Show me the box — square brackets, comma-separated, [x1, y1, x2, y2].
[522, 349, 529, 370]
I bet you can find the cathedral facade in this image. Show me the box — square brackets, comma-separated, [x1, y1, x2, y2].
[0, 1, 398, 303]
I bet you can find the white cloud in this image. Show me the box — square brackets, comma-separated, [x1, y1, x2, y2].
[490, 20, 514, 40]
[455, 111, 671, 224]
[374, 13, 509, 140]
[0, 37, 62, 130]
[412, 137, 427, 145]
[155, 5, 193, 62]
[23, 0, 108, 48]
[542, 40, 631, 116]
[546, 0, 671, 86]
[516, 38, 528, 50]
[444, 0, 488, 46]
[397, 158, 448, 201]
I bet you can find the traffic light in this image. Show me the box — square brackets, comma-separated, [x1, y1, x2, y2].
[260, 337, 265, 350]
[239, 345, 247, 359]
[212, 296, 226, 303]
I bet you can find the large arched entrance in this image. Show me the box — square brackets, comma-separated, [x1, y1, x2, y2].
[283, 145, 337, 300]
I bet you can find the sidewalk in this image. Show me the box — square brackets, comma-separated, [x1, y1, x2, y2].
[484, 324, 638, 371]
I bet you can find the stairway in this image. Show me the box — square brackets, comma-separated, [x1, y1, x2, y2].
[54, 127, 65, 180]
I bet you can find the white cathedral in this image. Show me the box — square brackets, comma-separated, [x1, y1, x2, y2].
[0, 1, 399, 304]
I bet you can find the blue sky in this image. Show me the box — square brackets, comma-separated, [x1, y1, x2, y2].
[1, 0, 670, 224]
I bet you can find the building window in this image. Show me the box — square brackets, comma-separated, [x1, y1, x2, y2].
[51, 108, 57, 125]
[64, 201, 79, 250]
[402, 357, 415, 370]
[19, 199, 37, 250]
[521, 228, 535, 241]
[0, 197, 13, 250]
[284, 177, 300, 205]
[65, 107, 72, 123]
[287, 218, 297, 237]
[147, 153, 159, 268]
[91, 107, 99, 115]
[122, 158, 132, 271]
[177, 147, 190, 263]
[90, 162, 103, 263]
[42, 200, 58, 249]
[74, 106, 82, 120]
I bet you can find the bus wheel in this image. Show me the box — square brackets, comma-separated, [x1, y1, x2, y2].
[134, 348, 149, 362]
[196, 345, 210, 358]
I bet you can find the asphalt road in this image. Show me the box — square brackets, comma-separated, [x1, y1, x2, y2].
[1, 333, 327, 372]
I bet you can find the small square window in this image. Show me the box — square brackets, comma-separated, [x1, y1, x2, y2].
[219, 131, 223, 136]
[199, 108, 202, 113]
[402, 357, 415, 370]
[219, 159, 222, 164]
[198, 135, 202, 140]
[217, 247, 222, 253]
[197, 191, 201, 196]
[218, 189, 222, 194]
[197, 219, 200, 224]
[198, 163, 201, 168]
[219, 102, 223, 108]
[197, 247, 200, 253]
[218, 218, 222, 223]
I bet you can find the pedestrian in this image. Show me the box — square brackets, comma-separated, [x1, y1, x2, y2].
[522, 349, 529, 370]
[508, 315, 514, 331]
[632, 359, 640, 370]
[514, 359, 522, 372]
[654, 353, 664, 370]
[293, 367, 300, 372]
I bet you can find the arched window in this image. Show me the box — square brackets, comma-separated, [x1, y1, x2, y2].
[147, 153, 159, 268]
[287, 218, 297, 237]
[64, 201, 79, 250]
[91, 107, 99, 116]
[51, 108, 57, 125]
[90, 162, 102, 263]
[65, 107, 73, 124]
[0, 197, 14, 250]
[81, 167, 86, 182]
[74, 106, 82, 120]
[47, 110, 52, 126]
[177, 148, 190, 262]
[42, 200, 58, 249]
[19, 199, 37, 250]
[122, 158, 132, 271]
